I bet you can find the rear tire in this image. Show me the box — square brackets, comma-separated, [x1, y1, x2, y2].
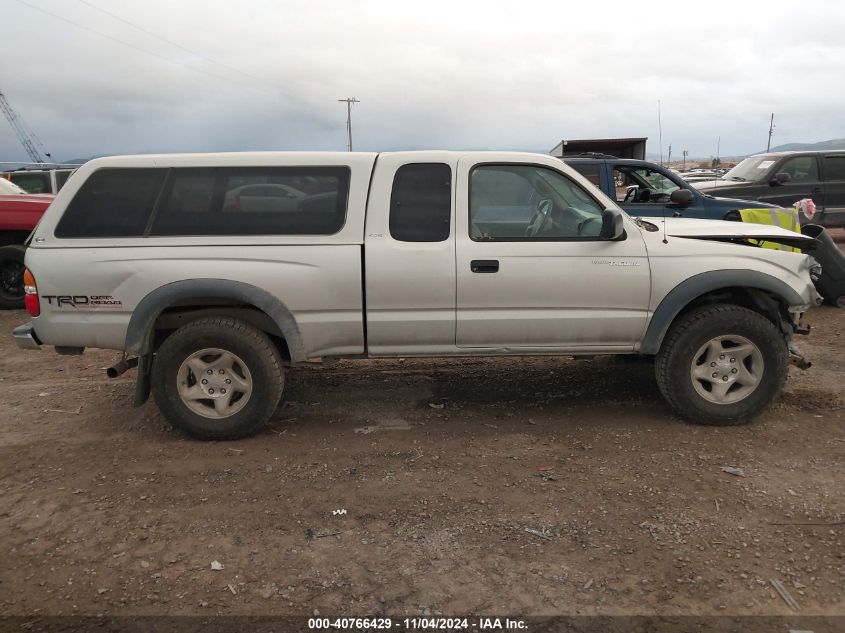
[655, 304, 788, 426]
[0, 244, 26, 310]
[152, 317, 284, 440]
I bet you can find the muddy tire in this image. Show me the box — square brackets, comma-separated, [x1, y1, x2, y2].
[0, 244, 26, 310]
[655, 304, 788, 426]
[152, 317, 284, 440]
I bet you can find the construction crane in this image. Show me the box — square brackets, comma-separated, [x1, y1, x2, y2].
[0, 90, 50, 163]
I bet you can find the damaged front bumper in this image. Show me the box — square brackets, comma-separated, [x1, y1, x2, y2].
[786, 305, 814, 370]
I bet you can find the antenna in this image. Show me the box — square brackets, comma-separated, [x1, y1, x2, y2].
[658, 99, 668, 244]
[337, 97, 360, 151]
[658, 100, 664, 166]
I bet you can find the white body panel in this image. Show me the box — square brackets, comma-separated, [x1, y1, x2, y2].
[364, 152, 460, 355]
[30, 245, 365, 357]
[453, 153, 651, 350]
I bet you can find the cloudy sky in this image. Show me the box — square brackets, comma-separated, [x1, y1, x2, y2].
[1, 0, 843, 163]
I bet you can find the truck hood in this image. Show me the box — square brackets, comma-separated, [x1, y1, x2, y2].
[708, 195, 782, 210]
[693, 179, 751, 191]
[652, 217, 814, 249]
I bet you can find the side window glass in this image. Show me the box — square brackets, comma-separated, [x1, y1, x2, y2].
[614, 166, 679, 203]
[150, 167, 350, 236]
[11, 173, 49, 193]
[389, 163, 451, 242]
[55, 169, 166, 238]
[55, 170, 72, 190]
[569, 163, 601, 188]
[470, 165, 604, 240]
[778, 156, 819, 182]
[824, 156, 845, 181]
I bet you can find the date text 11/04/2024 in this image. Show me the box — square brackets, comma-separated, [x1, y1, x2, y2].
[307, 617, 527, 630]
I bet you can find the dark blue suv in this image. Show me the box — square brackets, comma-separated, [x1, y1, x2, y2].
[563, 155, 783, 221]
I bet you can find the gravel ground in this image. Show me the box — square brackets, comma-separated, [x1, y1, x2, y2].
[0, 239, 843, 618]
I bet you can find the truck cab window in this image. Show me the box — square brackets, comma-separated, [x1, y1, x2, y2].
[777, 156, 819, 182]
[613, 166, 680, 203]
[389, 163, 452, 242]
[470, 164, 604, 240]
[569, 163, 601, 187]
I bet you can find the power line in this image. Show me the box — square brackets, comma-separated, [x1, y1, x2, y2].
[14, 0, 278, 95]
[74, 0, 282, 93]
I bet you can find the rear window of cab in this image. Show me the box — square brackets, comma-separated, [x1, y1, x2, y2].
[54, 166, 351, 238]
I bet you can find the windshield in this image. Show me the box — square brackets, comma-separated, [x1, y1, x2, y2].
[723, 155, 777, 182]
[0, 178, 26, 194]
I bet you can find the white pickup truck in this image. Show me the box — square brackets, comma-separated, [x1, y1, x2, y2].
[13, 151, 821, 439]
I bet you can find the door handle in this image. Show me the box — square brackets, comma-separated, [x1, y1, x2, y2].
[471, 259, 499, 273]
[672, 211, 682, 217]
[812, 187, 822, 194]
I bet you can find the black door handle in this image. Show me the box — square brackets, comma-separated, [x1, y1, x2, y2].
[672, 211, 682, 217]
[812, 187, 822, 194]
[471, 259, 499, 273]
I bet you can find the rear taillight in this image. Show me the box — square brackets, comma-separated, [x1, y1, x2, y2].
[23, 268, 40, 317]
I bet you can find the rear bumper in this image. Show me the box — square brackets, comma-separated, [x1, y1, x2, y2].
[13, 322, 41, 351]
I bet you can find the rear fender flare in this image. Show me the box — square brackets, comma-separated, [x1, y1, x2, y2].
[125, 278, 304, 361]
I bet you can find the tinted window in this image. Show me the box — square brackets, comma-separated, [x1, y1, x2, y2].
[778, 156, 819, 182]
[55, 170, 72, 190]
[150, 167, 349, 236]
[389, 163, 451, 242]
[55, 169, 166, 238]
[470, 164, 604, 240]
[824, 156, 845, 181]
[10, 172, 50, 194]
[569, 163, 601, 187]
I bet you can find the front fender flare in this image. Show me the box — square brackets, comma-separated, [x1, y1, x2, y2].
[639, 269, 804, 355]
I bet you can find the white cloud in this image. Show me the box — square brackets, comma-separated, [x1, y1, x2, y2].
[1, 0, 842, 161]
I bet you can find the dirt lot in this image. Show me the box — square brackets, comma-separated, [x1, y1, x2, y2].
[1, 255, 844, 618]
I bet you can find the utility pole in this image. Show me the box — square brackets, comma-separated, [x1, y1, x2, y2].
[766, 113, 775, 152]
[682, 149, 688, 170]
[657, 100, 663, 167]
[337, 97, 360, 152]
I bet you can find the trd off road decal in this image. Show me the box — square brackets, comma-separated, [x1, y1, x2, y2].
[41, 295, 123, 309]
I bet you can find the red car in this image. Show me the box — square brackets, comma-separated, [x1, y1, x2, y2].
[0, 178, 54, 309]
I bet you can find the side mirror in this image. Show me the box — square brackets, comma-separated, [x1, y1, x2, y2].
[771, 172, 791, 185]
[669, 189, 694, 206]
[600, 209, 625, 240]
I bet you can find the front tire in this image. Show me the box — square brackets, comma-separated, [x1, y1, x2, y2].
[0, 244, 26, 310]
[655, 304, 788, 426]
[152, 317, 284, 440]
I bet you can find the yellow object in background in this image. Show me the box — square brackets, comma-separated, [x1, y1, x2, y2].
[738, 207, 802, 253]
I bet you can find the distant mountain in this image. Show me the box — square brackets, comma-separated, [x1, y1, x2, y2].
[765, 138, 845, 153]
[61, 157, 98, 165]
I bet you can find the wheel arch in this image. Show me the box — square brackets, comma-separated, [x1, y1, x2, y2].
[126, 279, 304, 360]
[640, 270, 804, 355]
[126, 279, 303, 407]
